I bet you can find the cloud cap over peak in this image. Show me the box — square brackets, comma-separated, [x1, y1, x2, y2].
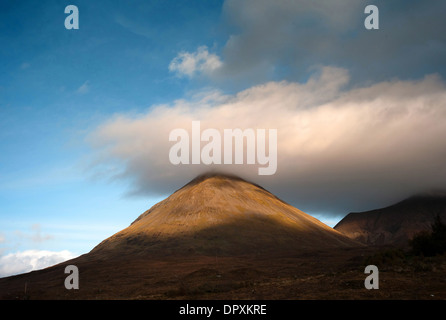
[88, 66, 446, 216]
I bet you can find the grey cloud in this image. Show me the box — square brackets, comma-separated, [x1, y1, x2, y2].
[215, 0, 446, 85]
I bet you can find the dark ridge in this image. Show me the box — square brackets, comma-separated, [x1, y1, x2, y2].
[185, 172, 248, 187]
[334, 191, 446, 246]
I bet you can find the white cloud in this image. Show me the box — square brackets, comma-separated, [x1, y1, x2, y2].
[169, 46, 223, 78]
[76, 81, 90, 94]
[0, 250, 77, 278]
[88, 66, 446, 215]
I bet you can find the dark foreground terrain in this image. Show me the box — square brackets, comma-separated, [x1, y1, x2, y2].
[1, 246, 445, 300]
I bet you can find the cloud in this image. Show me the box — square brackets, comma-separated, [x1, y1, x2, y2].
[76, 81, 90, 94]
[169, 46, 223, 78]
[88, 66, 446, 215]
[30, 224, 53, 243]
[213, 0, 446, 84]
[13, 224, 53, 244]
[0, 250, 76, 278]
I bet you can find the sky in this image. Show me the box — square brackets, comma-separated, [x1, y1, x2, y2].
[1, 0, 446, 277]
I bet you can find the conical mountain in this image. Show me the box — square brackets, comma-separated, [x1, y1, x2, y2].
[90, 173, 358, 258]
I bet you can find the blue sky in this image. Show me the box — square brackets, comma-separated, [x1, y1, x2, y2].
[1, 0, 446, 276]
[0, 0, 223, 271]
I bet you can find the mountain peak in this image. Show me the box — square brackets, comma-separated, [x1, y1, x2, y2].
[180, 172, 252, 190]
[90, 173, 358, 258]
[189, 172, 246, 182]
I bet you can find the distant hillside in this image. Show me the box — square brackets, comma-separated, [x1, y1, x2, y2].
[334, 192, 446, 246]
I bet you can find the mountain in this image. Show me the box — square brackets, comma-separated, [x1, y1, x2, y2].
[6, 175, 446, 300]
[89, 173, 357, 259]
[334, 192, 446, 246]
[0, 173, 362, 300]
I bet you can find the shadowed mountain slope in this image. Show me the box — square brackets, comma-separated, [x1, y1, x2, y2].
[334, 192, 446, 246]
